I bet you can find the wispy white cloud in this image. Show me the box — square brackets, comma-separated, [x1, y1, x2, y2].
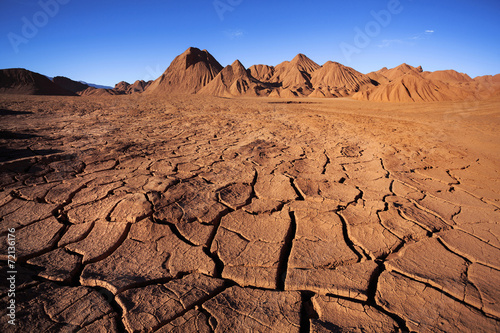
[378, 30, 435, 47]
[224, 29, 244, 39]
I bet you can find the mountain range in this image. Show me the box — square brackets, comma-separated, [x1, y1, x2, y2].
[1, 47, 499, 102]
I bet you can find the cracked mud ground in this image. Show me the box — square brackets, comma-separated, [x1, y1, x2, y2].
[0, 94, 499, 332]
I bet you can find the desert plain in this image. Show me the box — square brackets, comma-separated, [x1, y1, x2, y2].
[0, 91, 499, 332]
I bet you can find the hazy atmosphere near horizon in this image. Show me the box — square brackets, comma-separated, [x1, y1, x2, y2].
[1, 0, 499, 86]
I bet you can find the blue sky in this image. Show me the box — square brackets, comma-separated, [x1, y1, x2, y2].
[1, 0, 499, 86]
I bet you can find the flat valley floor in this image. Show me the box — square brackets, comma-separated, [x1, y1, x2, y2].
[0, 94, 499, 332]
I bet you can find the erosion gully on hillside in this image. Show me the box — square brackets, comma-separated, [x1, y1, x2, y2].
[0, 94, 499, 332]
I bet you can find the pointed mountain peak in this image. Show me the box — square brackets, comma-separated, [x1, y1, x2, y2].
[395, 63, 413, 70]
[291, 53, 315, 64]
[322, 61, 345, 68]
[146, 47, 223, 95]
[180, 47, 221, 70]
[393, 63, 422, 72]
[184, 46, 202, 54]
[288, 53, 320, 74]
[292, 53, 308, 60]
[231, 59, 246, 69]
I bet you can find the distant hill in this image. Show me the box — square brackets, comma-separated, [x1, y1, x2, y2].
[0, 68, 75, 96]
[52, 76, 89, 93]
[143, 48, 499, 102]
[78, 80, 152, 96]
[3, 49, 499, 102]
[353, 65, 497, 102]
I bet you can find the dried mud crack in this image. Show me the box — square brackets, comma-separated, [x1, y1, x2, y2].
[1, 94, 499, 332]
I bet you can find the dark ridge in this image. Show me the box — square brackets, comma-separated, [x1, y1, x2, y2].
[0, 109, 33, 116]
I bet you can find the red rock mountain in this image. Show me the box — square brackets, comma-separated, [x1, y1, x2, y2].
[79, 80, 152, 96]
[0, 69, 75, 96]
[366, 71, 390, 85]
[270, 54, 321, 96]
[424, 70, 473, 84]
[353, 71, 479, 102]
[146, 47, 223, 95]
[127, 80, 152, 94]
[248, 65, 275, 82]
[3, 48, 499, 102]
[199, 60, 264, 97]
[377, 63, 423, 81]
[114, 81, 131, 93]
[310, 61, 373, 97]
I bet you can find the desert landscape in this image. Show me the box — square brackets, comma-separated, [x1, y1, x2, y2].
[0, 45, 499, 332]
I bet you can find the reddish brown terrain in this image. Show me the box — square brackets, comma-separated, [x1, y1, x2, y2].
[0, 48, 499, 332]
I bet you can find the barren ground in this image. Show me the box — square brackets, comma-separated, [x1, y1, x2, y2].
[0, 94, 499, 332]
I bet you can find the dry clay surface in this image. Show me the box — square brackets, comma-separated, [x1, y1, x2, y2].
[0, 94, 499, 332]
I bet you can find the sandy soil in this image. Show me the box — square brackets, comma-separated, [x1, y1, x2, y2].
[0, 94, 499, 332]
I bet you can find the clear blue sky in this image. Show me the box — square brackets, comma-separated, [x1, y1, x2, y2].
[1, 0, 499, 86]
